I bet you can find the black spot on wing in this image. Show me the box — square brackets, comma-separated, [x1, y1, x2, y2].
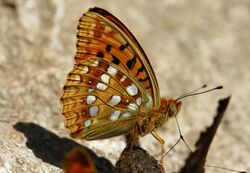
[96, 51, 104, 58]
[126, 56, 137, 70]
[119, 45, 126, 51]
[106, 44, 112, 52]
[138, 76, 149, 82]
[119, 43, 129, 51]
[112, 55, 120, 65]
[136, 66, 144, 76]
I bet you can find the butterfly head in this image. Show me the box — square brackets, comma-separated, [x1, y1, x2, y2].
[159, 85, 223, 120]
[160, 98, 182, 119]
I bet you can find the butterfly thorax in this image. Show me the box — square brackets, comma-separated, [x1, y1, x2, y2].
[138, 98, 182, 136]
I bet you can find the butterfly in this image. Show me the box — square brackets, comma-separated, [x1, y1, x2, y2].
[60, 7, 182, 165]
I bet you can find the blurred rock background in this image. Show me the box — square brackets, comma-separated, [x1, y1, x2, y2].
[0, 0, 249, 172]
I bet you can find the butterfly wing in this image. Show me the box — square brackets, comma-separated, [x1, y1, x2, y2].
[76, 7, 161, 107]
[61, 7, 160, 139]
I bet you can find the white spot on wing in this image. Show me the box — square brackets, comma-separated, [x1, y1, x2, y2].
[136, 97, 142, 106]
[81, 66, 88, 74]
[101, 73, 110, 84]
[90, 106, 98, 116]
[74, 75, 80, 81]
[107, 66, 118, 75]
[127, 103, 138, 110]
[122, 112, 131, 119]
[120, 75, 127, 82]
[108, 95, 121, 106]
[97, 82, 108, 90]
[91, 60, 99, 67]
[126, 83, 138, 96]
[84, 119, 91, 127]
[88, 88, 94, 93]
[82, 111, 86, 116]
[110, 110, 121, 121]
[86, 95, 96, 105]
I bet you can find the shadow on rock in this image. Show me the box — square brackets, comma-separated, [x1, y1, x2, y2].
[13, 122, 116, 173]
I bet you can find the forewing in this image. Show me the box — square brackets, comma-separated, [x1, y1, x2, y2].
[76, 7, 161, 107]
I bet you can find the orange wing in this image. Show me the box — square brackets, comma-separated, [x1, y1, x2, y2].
[75, 7, 161, 107]
[61, 7, 161, 139]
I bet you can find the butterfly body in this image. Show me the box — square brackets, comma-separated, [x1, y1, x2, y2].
[61, 7, 181, 165]
[137, 99, 181, 136]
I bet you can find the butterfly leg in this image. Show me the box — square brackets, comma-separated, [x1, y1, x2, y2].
[126, 125, 140, 149]
[151, 130, 165, 165]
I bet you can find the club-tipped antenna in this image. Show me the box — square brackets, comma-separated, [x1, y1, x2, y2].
[176, 84, 207, 100]
[176, 85, 223, 101]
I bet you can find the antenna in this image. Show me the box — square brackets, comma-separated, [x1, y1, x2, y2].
[176, 85, 223, 101]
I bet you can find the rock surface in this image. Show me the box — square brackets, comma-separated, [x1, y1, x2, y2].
[0, 0, 249, 172]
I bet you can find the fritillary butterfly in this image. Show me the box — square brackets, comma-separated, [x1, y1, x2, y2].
[60, 7, 182, 165]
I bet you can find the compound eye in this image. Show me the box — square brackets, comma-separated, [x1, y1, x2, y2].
[168, 103, 177, 116]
